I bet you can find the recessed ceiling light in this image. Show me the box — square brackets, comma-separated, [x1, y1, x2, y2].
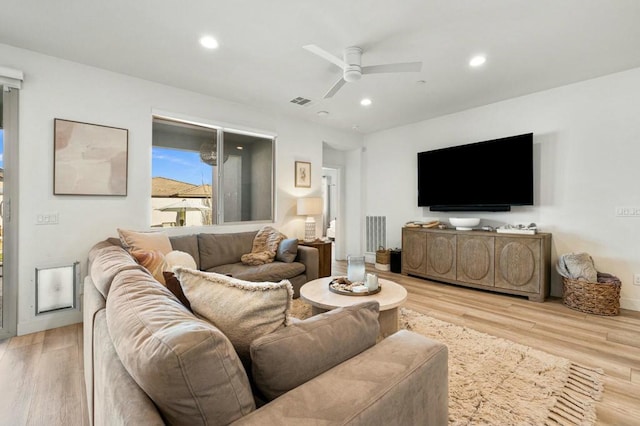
[317, 111, 329, 117]
[469, 55, 486, 67]
[200, 36, 219, 49]
[236, 146, 244, 150]
[360, 98, 372, 106]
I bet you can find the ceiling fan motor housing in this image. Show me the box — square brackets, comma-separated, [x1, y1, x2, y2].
[343, 46, 363, 82]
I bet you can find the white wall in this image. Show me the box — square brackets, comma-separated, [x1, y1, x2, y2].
[321, 143, 369, 261]
[363, 67, 640, 310]
[0, 43, 361, 334]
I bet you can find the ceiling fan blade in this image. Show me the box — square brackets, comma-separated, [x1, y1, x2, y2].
[362, 61, 423, 74]
[303, 44, 346, 69]
[323, 77, 347, 99]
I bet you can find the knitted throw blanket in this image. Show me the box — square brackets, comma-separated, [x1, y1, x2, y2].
[556, 252, 598, 282]
[241, 226, 286, 266]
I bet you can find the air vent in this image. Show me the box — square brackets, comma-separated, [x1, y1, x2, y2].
[290, 96, 312, 106]
[365, 216, 386, 253]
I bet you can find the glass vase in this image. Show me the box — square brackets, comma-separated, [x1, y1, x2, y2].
[347, 255, 366, 283]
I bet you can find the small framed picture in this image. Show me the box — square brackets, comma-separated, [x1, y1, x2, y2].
[295, 161, 311, 188]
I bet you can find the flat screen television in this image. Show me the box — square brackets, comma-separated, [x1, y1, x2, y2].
[417, 133, 533, 211]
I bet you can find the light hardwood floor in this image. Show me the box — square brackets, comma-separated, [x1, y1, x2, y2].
[0, 261, 638, 426]
[333, 261, 640, 426]
[0, 323, 88, 426]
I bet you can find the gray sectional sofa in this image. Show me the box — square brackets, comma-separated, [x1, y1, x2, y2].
[169, 230, 318, 298]
[83, 232, 449, 425]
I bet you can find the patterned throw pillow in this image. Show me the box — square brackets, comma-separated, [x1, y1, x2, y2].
[173, 267, 293, 366]
[130, 249, 167, 285]
[117, 229, 172, 284]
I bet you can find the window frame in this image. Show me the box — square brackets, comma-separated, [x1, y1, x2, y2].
[152, 112, 276, 226]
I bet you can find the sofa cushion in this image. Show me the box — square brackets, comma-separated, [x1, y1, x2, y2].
[250, 301, 380, 401]
[276, 238, 298, 263]
[106, 268, 255, 425]
[169, 234, 200, 270]
[207, 261, 305, 282]
[89, 242, 147, 298]
[198, 231, 256, 270]
[173, 267, 292, 366]
[93, 310, 165, 426]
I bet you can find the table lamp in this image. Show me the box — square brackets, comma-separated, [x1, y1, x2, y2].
[297, 197, 323, 242]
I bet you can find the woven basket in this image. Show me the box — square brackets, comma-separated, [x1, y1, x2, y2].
[562, 277, 621, 316]
[376, 247, 390, 264]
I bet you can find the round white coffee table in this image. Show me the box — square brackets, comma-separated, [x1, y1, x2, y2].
[300, 277, 408, 338]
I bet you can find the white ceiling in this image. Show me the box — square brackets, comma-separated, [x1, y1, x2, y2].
[2, 0, 640, 134]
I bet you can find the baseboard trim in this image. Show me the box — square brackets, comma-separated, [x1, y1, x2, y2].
[17, 310, 82, 336]
[620, 297, 640, 312]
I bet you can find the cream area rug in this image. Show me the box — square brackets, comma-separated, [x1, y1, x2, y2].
[290, 300, 603, 426]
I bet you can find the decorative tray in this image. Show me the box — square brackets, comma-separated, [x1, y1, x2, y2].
[328, 277, 382, 296]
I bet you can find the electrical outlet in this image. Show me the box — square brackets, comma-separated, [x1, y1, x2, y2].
[635, 274, 640, 286]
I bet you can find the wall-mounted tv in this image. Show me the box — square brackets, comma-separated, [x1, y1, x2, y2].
[417, 133, 534, 211]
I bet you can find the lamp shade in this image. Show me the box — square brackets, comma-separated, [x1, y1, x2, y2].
[297, 197, 323, 216]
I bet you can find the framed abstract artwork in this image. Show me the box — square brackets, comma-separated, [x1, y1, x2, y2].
[295, 161, 311, 188]
[54, 118, 128, 195]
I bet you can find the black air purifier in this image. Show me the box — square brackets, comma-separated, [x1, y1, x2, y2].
[390, 249, 402, 273]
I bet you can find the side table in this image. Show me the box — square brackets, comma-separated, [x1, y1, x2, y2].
[299, 240, 332, 278]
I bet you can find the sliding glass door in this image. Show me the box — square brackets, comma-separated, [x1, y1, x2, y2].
[0, 94, 3, 333]
[0, 85, 18, 339]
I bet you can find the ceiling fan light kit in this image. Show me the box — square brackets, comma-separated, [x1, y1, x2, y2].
[303, 44, 423, 98]
[343, 46, 363, 82]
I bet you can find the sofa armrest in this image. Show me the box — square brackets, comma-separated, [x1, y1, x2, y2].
[233, 330, 448, 425]
[296, 245, 319, 281]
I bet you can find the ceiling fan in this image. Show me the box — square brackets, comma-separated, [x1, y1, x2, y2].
[303, 44, 423, 99]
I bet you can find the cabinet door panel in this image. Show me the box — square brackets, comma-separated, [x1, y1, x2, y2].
[402, 229, 427, 275]
[495, 237, 540, 293]
[457, 235, 494, 286]
[426, 233, 456, 280]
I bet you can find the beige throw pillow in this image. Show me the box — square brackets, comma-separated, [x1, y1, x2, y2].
[173, 267, 293, 365]
[164, 250, 197, 271]
[117, 228, 172, 284]
[117, 228, 172, 254]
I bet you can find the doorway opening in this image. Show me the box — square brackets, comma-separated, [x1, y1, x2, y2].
[322, 166, 341, 262]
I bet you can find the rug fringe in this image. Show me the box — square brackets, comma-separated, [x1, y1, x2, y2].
[545, 363, 603, 426]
